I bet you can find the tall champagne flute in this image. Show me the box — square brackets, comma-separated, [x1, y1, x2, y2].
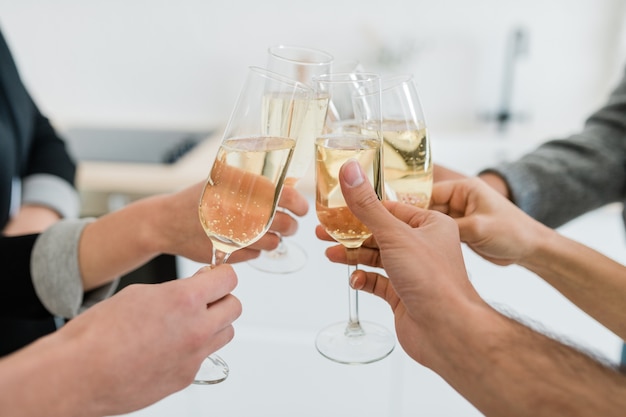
[380, 74, 433, 207]
[313, 72, 395, 364]
[195, 66, 312, 384]
[248, 45, 332, 274]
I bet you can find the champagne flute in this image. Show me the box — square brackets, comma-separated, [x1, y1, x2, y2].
[195, 66, 312, 384]
[332, 59, 364, 74]
[380, 74, 433, 207]
[248, 45, 333, 274]
[313, 72, 395, 364]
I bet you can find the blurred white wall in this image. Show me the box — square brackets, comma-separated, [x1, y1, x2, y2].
[0, 0, 624, 141]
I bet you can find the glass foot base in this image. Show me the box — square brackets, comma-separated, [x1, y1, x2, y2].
[315, 321, 395, 364]
[193, 354, 229, 385]
[248, 240, 307, 274]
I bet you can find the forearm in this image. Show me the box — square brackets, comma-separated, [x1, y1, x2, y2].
[425, 301, 626, 417]
[3, 205, 61, 236]
[0, 332, 96, 417]
[519, 229, 626, 340]
[465, 173, 626, 338]
[79, 194, 167, 290]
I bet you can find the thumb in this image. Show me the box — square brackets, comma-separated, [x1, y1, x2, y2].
[339, 159, 394, 234]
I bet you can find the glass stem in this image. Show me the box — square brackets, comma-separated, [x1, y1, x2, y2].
[345, 247, 364, 336]
[213, 248, 231, 266]
[271, 207, 288, 255]
[273, 234, 287, 255]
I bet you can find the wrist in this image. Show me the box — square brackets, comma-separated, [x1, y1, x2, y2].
[418, 297, 528, 394]
[516, 225, 561, 272]
[417, 290, 496, 370]
[132, 194, 171, 255]
[138, 182, 204, 257]
[478, 171, 511, 200]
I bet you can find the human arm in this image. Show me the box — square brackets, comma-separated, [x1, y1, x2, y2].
[438, 69, 626, 224]
[3, 204, 64, 236]
[434, 164, 511, 200]
[482, 68, 626, 227]
[3, 116, 79, 235]
[4, 156, 79, 236]
[15, 111, 80, 225]
[431, 178, 626, 340]
[0, 265, 241, 417]
[0, 28, 79, 234]
[76, 181, 307, 291]
[0, 111, 78, 237]
[319, 160, 626, 417]
[1, 180, 305, 320]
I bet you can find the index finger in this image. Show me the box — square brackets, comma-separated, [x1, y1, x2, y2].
[278, 186, 309, 217]
[339, 160, 431, 233]
[185, 265, 238, 305]
[429, 179, 471, 217]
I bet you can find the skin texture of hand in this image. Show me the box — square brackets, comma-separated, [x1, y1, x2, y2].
[317, 160, 481, 366]
[317, 159, 626, 417]
[0, 265, 242, 417]
[78, 181, 308, 290]
[2, 204, 61, 236]
[429, 178, 549, 266]
[433, 164, 511, 200]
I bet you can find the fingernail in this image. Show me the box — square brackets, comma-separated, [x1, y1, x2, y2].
[349, 272, 359, 289]
[193, 265, 214, 276]
[343, 159, 364, 187]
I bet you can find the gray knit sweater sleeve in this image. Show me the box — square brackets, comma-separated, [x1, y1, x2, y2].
[483, 67, 626, 228]
[30, 219, 119, 318]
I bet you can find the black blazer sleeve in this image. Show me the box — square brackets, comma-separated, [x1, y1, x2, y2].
[0, 27, 77, 227]
[25, 107, 77, 183]
[0, 28, 76, 183]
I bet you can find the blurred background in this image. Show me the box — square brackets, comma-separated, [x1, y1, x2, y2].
[2, 1, 625, 416]
[1, 0, 624, 138]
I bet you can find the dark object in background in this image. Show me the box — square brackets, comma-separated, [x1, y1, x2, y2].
[115, 254, 178, 292]
[63, 127, 214, 164]
[0, 254, 177, 357]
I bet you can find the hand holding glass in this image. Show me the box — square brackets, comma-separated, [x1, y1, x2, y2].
[195, 66, 312, 384]
[314, 72, 395, 364]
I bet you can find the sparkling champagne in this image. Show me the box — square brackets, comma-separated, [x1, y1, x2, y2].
[199, 136, 295, 254]
[263, 94, 329, 186]
[381, 120, 432, 207]
[315, 136, 382, 248]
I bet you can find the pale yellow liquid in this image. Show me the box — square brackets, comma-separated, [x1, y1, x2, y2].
[315, 136, 382, 248]
[199, 136, 295, 254]
[263, 94, 329, 185]
[381, 120, 432, 208]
